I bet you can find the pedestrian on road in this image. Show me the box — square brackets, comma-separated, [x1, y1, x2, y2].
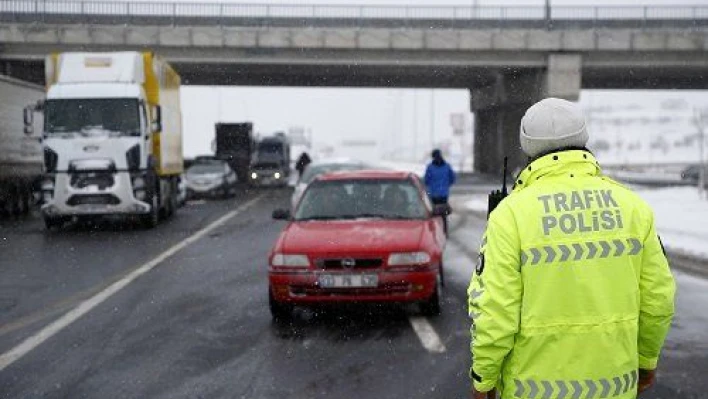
[468, 98, 676, 399]
[424, 149, 455, 235]
[295, 152, 312, 179]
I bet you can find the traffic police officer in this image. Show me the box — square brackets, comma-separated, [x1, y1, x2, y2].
[468, 98, 676, 399]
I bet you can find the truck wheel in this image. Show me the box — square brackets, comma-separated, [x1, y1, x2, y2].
[168, 178, 179, 217]
[269, 288, 293, 321]
[420, 275, 442, 316]
[140, 189, 160, 229]
[10, 184, 26, 217]
[20, 187, 32, 216]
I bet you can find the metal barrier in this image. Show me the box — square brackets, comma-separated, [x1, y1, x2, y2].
[1, 0, 707, 28]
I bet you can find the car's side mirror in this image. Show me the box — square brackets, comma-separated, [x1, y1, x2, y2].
[432, 204, 451, 217]
[272, 209, 291, 220]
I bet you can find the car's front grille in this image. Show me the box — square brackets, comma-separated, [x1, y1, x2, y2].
[316, 258, 383, 270]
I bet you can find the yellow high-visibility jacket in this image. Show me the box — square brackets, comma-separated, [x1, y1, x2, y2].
[468, 150, 675, 399]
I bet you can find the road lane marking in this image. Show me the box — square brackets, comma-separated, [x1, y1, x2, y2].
[0, 196, 263, 372]
[408, 316, 447, 354]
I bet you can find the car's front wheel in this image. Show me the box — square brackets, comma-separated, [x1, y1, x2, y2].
[420, 275, 442, 316]
[269, 288, 293, 320]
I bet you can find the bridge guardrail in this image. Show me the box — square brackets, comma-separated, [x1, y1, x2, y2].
[1, 0, 707, 28]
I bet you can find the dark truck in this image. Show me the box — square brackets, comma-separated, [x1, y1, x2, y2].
[249, 133, 291, 187]
[214, 123, 255, 183]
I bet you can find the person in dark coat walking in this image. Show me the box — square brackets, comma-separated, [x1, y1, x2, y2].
[424, 149, 456, 235]
[295, 152, 312, 179]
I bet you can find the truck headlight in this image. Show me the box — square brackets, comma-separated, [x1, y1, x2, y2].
[388, 252, 431, 266]
[251, 172, 258, 180]
[271, 254, 309, 267]
[274, 172, 281, 179]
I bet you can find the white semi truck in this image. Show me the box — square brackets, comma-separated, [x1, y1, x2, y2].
[0, 74, 44, 217]
[24, 51, 184, 229]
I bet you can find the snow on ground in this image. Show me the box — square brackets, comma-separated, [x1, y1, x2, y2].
[636, 187, 708, 258]
[464, 195, 488, 214]
[463, 186, 708, 259]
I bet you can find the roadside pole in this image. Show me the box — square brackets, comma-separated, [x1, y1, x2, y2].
[450, 112, 465, 172]
[694, 108, 707, 199]
[700, 111, 706, 199]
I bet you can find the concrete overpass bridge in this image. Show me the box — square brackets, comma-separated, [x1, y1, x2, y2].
[1, 1, 707, 173]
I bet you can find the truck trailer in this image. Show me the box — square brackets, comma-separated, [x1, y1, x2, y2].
[214, 122, 254, 183]
[26, 51, 183, 229]
[0, 75, 44, 217]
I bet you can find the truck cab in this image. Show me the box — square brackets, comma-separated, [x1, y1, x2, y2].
[32, 52, 183, 229]
[249, 135, 291, 187]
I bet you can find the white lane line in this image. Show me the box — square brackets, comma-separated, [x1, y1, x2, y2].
[0, 196, 263, 372]
[408, 316, 447, 354]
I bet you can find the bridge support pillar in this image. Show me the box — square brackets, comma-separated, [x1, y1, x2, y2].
[470, 53, 582, 175]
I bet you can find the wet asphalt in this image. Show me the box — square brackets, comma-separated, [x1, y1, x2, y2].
[0, 187, 706, 399]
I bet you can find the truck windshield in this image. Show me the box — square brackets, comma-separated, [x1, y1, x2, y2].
[45, 98, 140, 136]
[258, 142, 282, 155]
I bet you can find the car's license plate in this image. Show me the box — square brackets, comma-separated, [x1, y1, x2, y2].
[318, 274, 378, 288]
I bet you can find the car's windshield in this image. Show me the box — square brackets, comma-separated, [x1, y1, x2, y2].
[44, 98, 140, 136]
[299, 163, 362, 185]
[294, 179, 427, 221]
[187, 163, 224, 175]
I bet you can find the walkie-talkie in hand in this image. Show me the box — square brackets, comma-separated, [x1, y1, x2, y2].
[487, 157, 509, 219]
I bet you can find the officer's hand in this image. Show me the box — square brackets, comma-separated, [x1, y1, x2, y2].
[470, 387, 497, 399]
[637, 369, 656, 394]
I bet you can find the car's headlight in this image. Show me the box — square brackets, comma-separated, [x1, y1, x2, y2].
[388, 252, 431, 266]
[274, 172, 281, 179]
[251, 172, 258, 180]
[271, 254, 309, 267]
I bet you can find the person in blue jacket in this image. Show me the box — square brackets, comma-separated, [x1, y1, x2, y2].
[424, 149, 456, 235]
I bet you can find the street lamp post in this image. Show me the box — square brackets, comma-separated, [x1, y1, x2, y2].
[429, 89, 435, 151]
[693, 108, 707, 199]
[699, 111, 706, 199]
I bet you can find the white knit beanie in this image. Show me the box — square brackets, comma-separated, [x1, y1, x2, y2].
[519, 98, 589, 158]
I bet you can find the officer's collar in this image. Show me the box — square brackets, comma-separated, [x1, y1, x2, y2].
[513, 149, 601, 192]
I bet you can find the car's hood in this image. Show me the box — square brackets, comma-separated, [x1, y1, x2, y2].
[279, 219, 426, 256]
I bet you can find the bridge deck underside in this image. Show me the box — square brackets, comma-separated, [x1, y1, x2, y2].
[2, 55, 707, 90]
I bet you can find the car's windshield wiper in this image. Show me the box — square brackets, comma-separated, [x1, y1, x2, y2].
[341, 213, 413, 220]
[296, 215, 341, 221]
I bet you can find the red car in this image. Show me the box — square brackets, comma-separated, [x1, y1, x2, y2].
[269, 170, 447, 319]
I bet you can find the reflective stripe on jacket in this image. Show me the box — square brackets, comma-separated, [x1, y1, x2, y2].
[468, 150, 675, 399]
